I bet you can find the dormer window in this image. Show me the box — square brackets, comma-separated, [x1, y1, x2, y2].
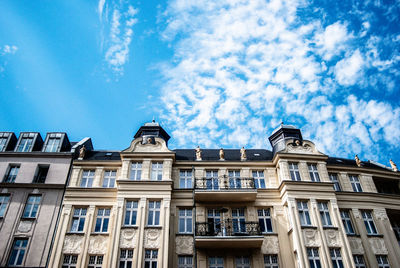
[44, 133, 62, 152]
[16, 133, 35, 152]
[0, 133, 11, 152]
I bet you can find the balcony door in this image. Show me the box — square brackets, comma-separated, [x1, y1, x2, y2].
[207, 209, 221, 235]
[229, 170, 241, 189]
[232, 208, 246, 234]
[206, 170, 219, 190]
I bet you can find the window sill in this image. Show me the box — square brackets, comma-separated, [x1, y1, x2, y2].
[322, 226, 338, 230]
[346, 233, 360, 237]
[300, 225, 318, 229]
[66, 232, 85, 235]
[145, 225, 163, 229]
[262, 232, 278, 236]
[367, 233, 383, 238]
[91, 232, 109, 235]
[20, 217, 36, 221]
[121, 225, 139, 229]
[176, 233, 194, 236]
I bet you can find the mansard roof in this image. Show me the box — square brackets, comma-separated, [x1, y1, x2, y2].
[174, 149, 273, 161]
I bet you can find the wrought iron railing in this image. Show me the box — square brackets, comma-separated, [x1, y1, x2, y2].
[195, 176, 255, 190]
[195, 219, 261, 236]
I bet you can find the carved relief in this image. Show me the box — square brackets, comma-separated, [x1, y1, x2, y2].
[18, 220, 33, 233]
[261, 236, 279, 254]
[1, 188, 8, 194]
[32, 188, 40, 194]
[124, 137, 172, 153]
[352, 209, 361, 219]
[175, 236, 194, 255]
[369, 237, 388, 255]
[63, 235, 83, 254]
[88, 235, 108, 254]
[348, 237, 364, 254]
[303, 229, 321, 247]
[325, 230, 341, 247]
[144, 229, 161, 249]
[373, 208, 388, 221]
[120, 228, 137, 248]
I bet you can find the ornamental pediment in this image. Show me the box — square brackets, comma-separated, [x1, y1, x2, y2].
[282, 139, 323, 155]
[123, 137, 173, 153]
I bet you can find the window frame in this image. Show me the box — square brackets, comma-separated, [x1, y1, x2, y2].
[94, 208, 110, 233]
[307, 248, 321, 268]
[206, 170, 219, 190]
[62, 254, 78, 268]
[151, 162, 163, 181]
[308, 164, 320, 182]
[318, 202, 332, 227]
[228, 170, 241, 189]
[340, 210, 355, 235]
[178, 208, 193, 234]
[297, 201, 312, 226]
[328, 173, 341, 191]
[88, 255, 103, 268]
[376, 255, 390, 268]
[235, 256, 251, 268]
[349, 175, 363, 192]
[43, 134, 62, 152]
[102, 170, 116, 188]
[232, 208, 246, 234]
[147, 201, 161, 226]
[33, 164, 49, 183]
[208, 256, 224, 268]
[353, 255, 366, 268]
[264, 254, 279, 268]
[252, 170, 266, 189]
[329, 248, 343, 268]
[0, 194, 11, 218]
[179, 170, 193, 189]
[258, 208, 273, 233]
[124, 201, 138, 226]
[361, 211, 378, 235]
[22, 194, 42, 219]
[119, 249, 134, 268]
[15, 135, 34, 152]
[3, 164, 20, 183]
[8, 238, 28, 267]
[144, 249, 158, 268]
[70, 207, 87, 233]
[80, 170, 95, 188]
[289, 163, 301, 181]
[129, 162, 142, 180]
[178, 255, 193, 268]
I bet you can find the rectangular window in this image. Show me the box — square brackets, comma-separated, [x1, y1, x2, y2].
[33, 165, 49, 183]
[264, 254, 279, 268]
[228, 170, 241, 189]
[151, 162, 163, 181]
[62, 254, 78, 268]
[0, 134, 9, 152]
[102, 170, 116, 188]
[289, 163, 301, 181]
[124, 201, 138, 226]
[147, 201, 161, 226]
[298, 201, 311, 226]
[307, 248, 321, 268]
[16, 136, 34, 152]
[144, 249, 158, 268]
[94, 208, 110, 233]
[179, 208, 193, 233]
[235, 256, 250, 268]
[119, 249, 133, 268]
[4, 165, 19, 183]
[252, 170, 266, 188]
[330, 248, 343, 268]
[318, 202, 332, 227]
[207, 209, 221, 235]
[8, 239, 28, 266]
[258, 208, 273, 233]
[70, 208, 87, 232]
[209, 256, 224, 268]
[349, 175, 363, 192]
[0, 195, 10, 217]
[180, 170, 192, 188]
[340, 210, 355, 235]
[329, 173, 341, 191]
[44, 135, 61, 152]
[178, 256, 193, 268]
[376, 255, 390, 268]
[353, 255, 366, 268]
[88, 255, 103, 268]
[308, 164, 320, 182]
[362, 211, 378, 235]
[80, 170, 95, 188]
[129, 162, 142, 180]
[232, 208, 246, 233]
[23, 195, 41, 218]
[206, 170, 219, 190]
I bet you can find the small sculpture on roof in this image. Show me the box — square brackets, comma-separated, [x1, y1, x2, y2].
[240, 147, 247, 161]
[355, 154, 361, 167]
[78, 145, 86, 160]
[389, 159, 398, 172]
[195, 146, 202, 161]
[219, 148, 225, 160]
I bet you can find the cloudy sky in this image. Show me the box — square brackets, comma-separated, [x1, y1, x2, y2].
[0, 0, 399, 165]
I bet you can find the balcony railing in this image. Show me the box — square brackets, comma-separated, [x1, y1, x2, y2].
[195, 177, 255, 190]
[195, 219, 261, 236]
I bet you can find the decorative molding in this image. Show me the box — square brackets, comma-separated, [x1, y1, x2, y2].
[32, 188, 40, 194]
[63, 235, 83, 254]
[325, 229, 341, 247]
[303, 229, 321, 247]
[369, 237, 388, 255]
[120, 228, 137, 248]
[283, 140, 323, 155]
[348, 237, 364, 254]
[352, 209, 361, 219]
[124, 137, 172, 153]
[88, 235, 108, 254]
[144, 228, 161, 249]
[373, 208, 388, 221]
[261, 236, 279, 254]
[1, 188, 7, 193]
[175, 236, 193, 255]
[17, 220, 33, 233]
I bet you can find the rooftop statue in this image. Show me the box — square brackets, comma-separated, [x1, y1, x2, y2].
[355, 154, 361, 167]
[240, 147, 247, 161]
[78, 145, 86, 160]
[195, 146, 202, 161]
[390, 159, 398, 172]
[219, 148, 225, 160]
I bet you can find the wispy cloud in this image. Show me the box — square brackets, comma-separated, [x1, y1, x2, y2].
[0, 44, 18, 72]
[158, 0, 400, 162]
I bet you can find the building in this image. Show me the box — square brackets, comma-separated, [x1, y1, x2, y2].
[44, 121, 400, 268]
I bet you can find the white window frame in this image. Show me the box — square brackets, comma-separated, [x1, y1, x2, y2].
[353, 255, 366, 268]
[307, 248, 321, 268]
[289, 163, 301, 181]
[329, 173, 341, 191]
[232, 208, 246, 233]
[362, 211, 378, 235]
[178, 256, 193, 268]
[70, 207, 87, 232]
[180, 170, 193, 188]
[94, 208, 110, 233]
[102, 170, 116, 188]
[297, 201, 311, 226]
[0, 136, 8, 152]
[376, 255, 390, 268]
[329, 248, 343, 268]
[258, 208, 273, 233]
[88, 255, 103, 268]
[44, 135, 62, 152]
[0, 195, 10, 217]
[129, 162, 142, 180]
[4, 165, 19, 183]
[178, 208, 193, 234]
[308, 164, 320, 182]
[144, 249, 158, 268]
[252, 170, 266, 189]
[119, 249, 133, 268]
[264, 254, 279, 268]
[206, 170, 219, 190]
[22, 195, 41, 218]
[8, 239, 28, 266]
[349, 175, 363, 192]
[80, 170, 94, 188]
[318, 202, 332, 227]
[235, 256, 250, 268]
[16, 136, 34, 152]
[62, 254, 78, 268]
[124, 201, 138, 226]
[147, 201, 161, 226]
[209, 256, 224, 268]
[228, 170, 241, 189]
[151, 162, 163, 181]
[340, 210, 355, 235]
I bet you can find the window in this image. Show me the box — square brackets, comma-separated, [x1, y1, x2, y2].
[102, 170, 116, 188]
[307, 248, 321, 268]
[119, 249, 133, 268]
[235, 256, 250, 268]
[362, 211, 378, 235]
[340, 210, 355, 235]
[228, 170, 241, 189]
[330, 248, 343, 268]
[178, 256, 193, 268]
[297, 201, 311, 226]
[62, 254, 78, 268]
[129, 162, 142, 180]
[376, 255, 390, 268]
[147, 201, 161, 226]
[207, 209, 221, 235]
[4, 165, 19, 183]
[16, 134, 34, 152]
[23, 195, 41, 218]
[318, 202, 332, 227]
[88, 255, 103, 268]
[264, 254, 279, 268]
[329, 173, 341, 191]
[144, 249, 158, 268]
[179, 208, 193, 233]
[124, 201, 138, 226]
[252, 170, 266, 188]
[44, 134, 62, 152]
[353, 255, 366, 268]
[70, 208, 87, 232]
[349, 175, 363, 192]
[33, 165, 49, 183]
[209, 257, 224, 268]
[289, 163, 301, 181]
[80, 170, 95, 188]
[94, 208, 110, 233]
[0, 195, 10, 217]
[8, 239, 28, 266]
[232, 208, 246, 233]
[180, 170, 192, 188]
[0, 133, 9, 152]
[258, 208, 273, 233]
[151, 162, 163, 181]
[308, 164, 320, 182]
[206, 170, 219, 190]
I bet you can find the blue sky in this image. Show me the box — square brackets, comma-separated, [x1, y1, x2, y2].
[0, 0, 399, 165]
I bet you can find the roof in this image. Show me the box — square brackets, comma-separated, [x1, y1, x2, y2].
[327, 157, 391, 171]
[82, 151, 121, 161]
[174, 149, 273, 161]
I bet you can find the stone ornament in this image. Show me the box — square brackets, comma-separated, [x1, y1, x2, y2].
[124, 137, 172, 153]
[63, 235, 83, 254]
[369, 237, 388, 255]
[144, 229, 161, 249]
[240, 147, 247, 161]
[373, 208, 388, 221]
[88, 235, 108, 254]
[389, 159, 398, 172]
[284, 140, 322, 155]
[195, 146, 202, 161]
[219, 148, 225, 160]
[78, 145, 86, 160]
[303, 229, 320, 247]
[175, 236, 194, 255]
[261, 236, 279, 254]
[18, 221, 33, 233]
[355, 155, 362, 167]
[348, 237, 364, 254]
[325, 229, 341, 247]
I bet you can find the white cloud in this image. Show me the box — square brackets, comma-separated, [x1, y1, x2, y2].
[334, 50, 364, 86]
[1, 45, 18, 55]
[315, 22, 351, 60]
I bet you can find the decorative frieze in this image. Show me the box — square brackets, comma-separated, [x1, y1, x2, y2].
[303, 229, 321, 247]
[175, 236, 193, 255]
[144, 228, 161, 249]
[373, 208, 388, 221]
[261, 236, 279, 254]
[88, 235, 108, 254]
[369, 237, 388, 255]
[348, 237, 364, 254]
[17, 220, 33, 233]
[63, 235, 83, 254]
[324, 229, 341, 247]
[120, 228, 137, 248]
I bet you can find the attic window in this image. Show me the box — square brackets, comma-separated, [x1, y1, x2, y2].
[254, 153, 260, 156]
[105, 152, 112, 156]
[337, 160, 343, 163]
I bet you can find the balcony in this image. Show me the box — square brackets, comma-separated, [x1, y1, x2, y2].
[194, 177, 257, 202]
[195, 219, 263, 248]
